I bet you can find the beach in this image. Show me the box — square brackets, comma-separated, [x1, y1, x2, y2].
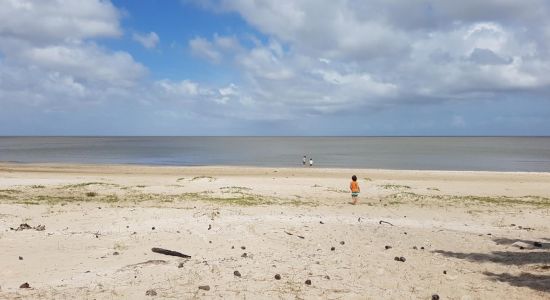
[0, 163, 549, 299]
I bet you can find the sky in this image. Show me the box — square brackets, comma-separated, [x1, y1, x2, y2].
[0, 0, 549, 136]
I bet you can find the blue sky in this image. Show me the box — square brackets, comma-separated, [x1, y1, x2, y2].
[0, 0, 549, 135]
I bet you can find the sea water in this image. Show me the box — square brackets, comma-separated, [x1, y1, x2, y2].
[0, 137, 549, 172]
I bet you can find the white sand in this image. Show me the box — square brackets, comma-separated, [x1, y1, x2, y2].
[0, 163, 549, 299]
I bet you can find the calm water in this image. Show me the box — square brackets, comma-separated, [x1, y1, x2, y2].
[0, 137, 549, 172]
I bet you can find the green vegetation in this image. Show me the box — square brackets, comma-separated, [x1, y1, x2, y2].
[62, 182, 119, 189]
[190, 176, 216, 181]
[379, 184, 412, 190]
[380, 192, 550, 208]
[0, 189, 22, 194]
[326, 187, 348, 193]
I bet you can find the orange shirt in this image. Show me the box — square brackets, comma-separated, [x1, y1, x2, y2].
[350, 181, 360, 192]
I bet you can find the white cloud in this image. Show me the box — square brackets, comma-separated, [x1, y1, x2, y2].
[189, 37, 222, 63]
[133, 32, 160, 49]
[0, 0, 121, 44]
[0, 0, 147, 107]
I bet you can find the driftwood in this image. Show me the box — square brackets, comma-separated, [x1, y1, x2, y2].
[379, 220, 394, 226]
[151, 247, 191, 258]
[284, 231, 305, 239]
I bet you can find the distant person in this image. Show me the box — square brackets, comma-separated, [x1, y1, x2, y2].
[309, 158, 313, 167]
[302, 155, 307, 166]
[350, 175, 360, 205]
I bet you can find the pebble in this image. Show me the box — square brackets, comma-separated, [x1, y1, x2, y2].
[178, 262, 185, 268]
[234, 270, 241, 277]
[241, 246, 246, 250]
[198, 285, 210, 291]
[324, 275, 330, 280]
[231, 246, 235, 249]
[113, 252, 119, 256]
[152, 227, 155, 230]
[413, 246, 418, 250]
[394, 256, 406, 262]
[241, 253, 247, 257]
[19, 256, 23, 260]
[145, 289, 157, 296]
[534, 242, 543, 247]
[432, 294, 440, 300]
[19, 282, 30, 289]
[385, 245, 392, 250]
[275, 274, 281, 280]
[208, 224, 211, 230]
[421, 247, 425, 250]
[320, 221, 324, 224]
[331, 247, 336, 251]
[443, 270, 447, 274]
[305, 279, 312, 285]
[340, 241, 345, 245]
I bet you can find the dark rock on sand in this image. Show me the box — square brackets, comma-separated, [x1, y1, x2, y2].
[324, 275, 330, 280]
[208, 224, 211, 230]
[198, 285, 210, 291]
[275, 274, 281, 280]
[234, 270, 241, 277]
[432, 294, 440, 300]
[241, 246, 246, 250]
[19, 256, 23, 260]
[385, 245, 392, 250]
[340, 241, 345, 245]
[241, 253, 247, 257]
[113, 251, 119, 256]
[178, 262, 185, 268]
[443, 270, 447, 274]
[534, 242, 543, 247]
[394, 256, 406, 262]
[152, 227, 155, 230]
[331, 247, 335, 251]
[145, 289, 157, 296]
[413, 246, 418, 250]
[20, 282, 30, 289]
[305, 279, 312, 285]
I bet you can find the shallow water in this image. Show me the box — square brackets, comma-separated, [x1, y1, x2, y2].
[0, 136, 549, 172]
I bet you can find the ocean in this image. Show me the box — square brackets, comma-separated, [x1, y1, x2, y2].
[0, 137, 549, 172]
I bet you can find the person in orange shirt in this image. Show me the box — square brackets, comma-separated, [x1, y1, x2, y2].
[350, 175, 360, 205]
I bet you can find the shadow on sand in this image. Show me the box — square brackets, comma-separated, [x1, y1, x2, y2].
[434, 237, 549, 293]
[483, 272, 550, 293]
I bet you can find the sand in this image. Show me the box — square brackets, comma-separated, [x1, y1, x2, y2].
[0, 163, 549, 299]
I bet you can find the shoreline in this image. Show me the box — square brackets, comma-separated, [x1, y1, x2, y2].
[2, 161, 550, 175]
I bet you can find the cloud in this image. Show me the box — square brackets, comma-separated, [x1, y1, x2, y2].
[189, 37, 222, 63]
[132, 32, 160, 49]
[0, 0, 146, 107]
[0, 0, 121, 44]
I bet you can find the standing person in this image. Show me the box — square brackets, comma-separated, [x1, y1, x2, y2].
[309, 158, 313, 167]
[350, 175, 360, 205]
[302, 155, 307, 166]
